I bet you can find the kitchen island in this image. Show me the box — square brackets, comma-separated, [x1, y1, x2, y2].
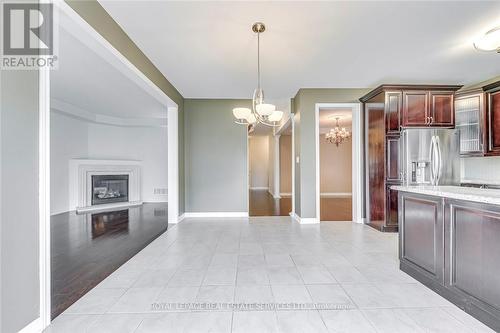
[393, 185, 500, 331]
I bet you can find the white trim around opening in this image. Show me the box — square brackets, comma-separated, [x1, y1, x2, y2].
[315, 103, 363, 224]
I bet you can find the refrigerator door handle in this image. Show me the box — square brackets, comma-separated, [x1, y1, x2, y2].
[429, 136, 436, 185]
[435, 136, 442, 185]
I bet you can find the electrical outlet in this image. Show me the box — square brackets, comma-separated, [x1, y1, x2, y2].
[154, 188, 167, 195]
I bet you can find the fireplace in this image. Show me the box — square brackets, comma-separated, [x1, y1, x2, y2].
[91, 175, 129, 205]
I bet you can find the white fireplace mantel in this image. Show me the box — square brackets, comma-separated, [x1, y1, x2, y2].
[69, 159, 142, 213]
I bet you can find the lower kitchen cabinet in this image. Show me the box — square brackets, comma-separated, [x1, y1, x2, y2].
[444, 200, 500, 329]
[398, 191, 500, 331]
[399, 192, 444, 284]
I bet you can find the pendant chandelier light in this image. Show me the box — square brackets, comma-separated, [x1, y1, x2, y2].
[325, 117, 351, 147]
[233, 22, 284, 127]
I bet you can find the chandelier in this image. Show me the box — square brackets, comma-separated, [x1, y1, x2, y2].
[233, 22, 284, 127]
[325, 117, 351, 147]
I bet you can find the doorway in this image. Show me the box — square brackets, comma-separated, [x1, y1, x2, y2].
[315, 103, 363, 223]
[248, 120, 293, 217]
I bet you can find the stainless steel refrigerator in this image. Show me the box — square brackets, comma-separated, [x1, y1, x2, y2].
[401, 128, 460, 186]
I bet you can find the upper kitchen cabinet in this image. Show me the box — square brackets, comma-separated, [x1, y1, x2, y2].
[487, 85, 500, 155]
[454, 77, 500, 157]
[401, 90, 456, 127]
[402, 90, 429, 126]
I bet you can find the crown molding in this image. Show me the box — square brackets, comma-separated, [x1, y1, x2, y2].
[51, 98, 167, 128]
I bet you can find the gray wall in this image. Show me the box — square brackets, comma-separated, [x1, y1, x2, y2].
[293, 88, 371, 218]
[184, 99, 250, 213]
[0, 70, 40, 332]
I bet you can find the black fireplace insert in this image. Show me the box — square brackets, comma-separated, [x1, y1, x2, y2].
[91, 174, 129, 205]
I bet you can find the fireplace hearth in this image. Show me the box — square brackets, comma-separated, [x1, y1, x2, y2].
[91, 174, 129, 205]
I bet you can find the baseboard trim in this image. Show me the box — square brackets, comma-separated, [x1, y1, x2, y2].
[169, 213, 185, 224]
[19, 317, 42, 333]
[250, 187, 269, 191]
[268, 189, 281, 199]
[291, 213, 320, 224]
[183, 212, 249, 218]
[320, 192, 352, 198]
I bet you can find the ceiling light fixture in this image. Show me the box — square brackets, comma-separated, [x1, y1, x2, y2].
[325, 117, 351, 147]
[233, 22, 284, 127]
[473, 26, 500, 52]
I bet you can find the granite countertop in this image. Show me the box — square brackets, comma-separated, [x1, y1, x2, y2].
[391, 185, 500, 206]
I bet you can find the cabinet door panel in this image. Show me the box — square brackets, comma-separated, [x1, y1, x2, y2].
[403, 91, 429, 126]
[488, 90, 500, 155]
[386, 91, 402, 134]
[386, 136, 400, 182]
[386, 186, 398, 227]
[449, 204, 500, 309]
[401, 195, 442, 276]
[431, 92, 454, 126]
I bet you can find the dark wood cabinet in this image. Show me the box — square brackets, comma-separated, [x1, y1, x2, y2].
[360, 84, 461, 233]
[385, 91, 401, 134]
[430, 91, 454, 126]
[399, 192, 444, 283]
[455, 79, 500, 157]
[455, 93, 486, 156]
[487, 89, 500, 155]
[386, 186, 399, 230]
[386, 135, 401, 182]
[402, 90, 454, 127]
[403, 91, 429, 126]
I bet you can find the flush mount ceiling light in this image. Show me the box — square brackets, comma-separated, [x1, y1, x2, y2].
[233, 22, 284, 127]
[473, 26, 500, 52]
[325, 117, 351, 147]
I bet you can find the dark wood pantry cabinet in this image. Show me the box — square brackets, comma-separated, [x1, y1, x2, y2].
[360, 84, 461, 232]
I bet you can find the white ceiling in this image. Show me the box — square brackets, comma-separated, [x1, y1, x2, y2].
[100, 1, 500, 102]
[51, 25, 167, 119]
[319, 109, 352, 129]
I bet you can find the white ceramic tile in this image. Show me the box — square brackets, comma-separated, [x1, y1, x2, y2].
[276, 311, 329, 333]
[65, 288, 125, 314]
[306, 284, 355, 310]
[264, 254, 295, 267]
[271, 285, 313, 304]
[362, 308, 425, 332]
[267, 267, 303, 285]
[154, 286, 199, 310]
[43, 314, 99, 333]
[240, 242, 264, 255]
[85, 313, 144, 333]
[327, 266, 368, 283]
[168, 269, 206, 286]
[132, 269, 176, 288]
[342, 284, 398, 309]
[232, 311, 279, 333]
[238, 255, 266, 268]
[403, 308, 471, 333]
[237, 267, 269, 285]
[209, 254, 239, 268]
[234, 285, 274, 304]
[320, 310, 377, 333]
[96, 268, 143, 289]
[298, 267, 336, 284]
[196, 285, 235, 304]
[108, 287, 163, 313]
[442, 306, 495, 333]
[203, 267, 237, 285]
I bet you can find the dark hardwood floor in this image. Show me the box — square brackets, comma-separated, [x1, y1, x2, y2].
[249, 190, 291, 216]
[51, 203, 168, 319]
[249, 190, 352, 221]
[320, 197, 352, 221]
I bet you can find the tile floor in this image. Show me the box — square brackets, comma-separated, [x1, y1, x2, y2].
[45, 216, 494, 333]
